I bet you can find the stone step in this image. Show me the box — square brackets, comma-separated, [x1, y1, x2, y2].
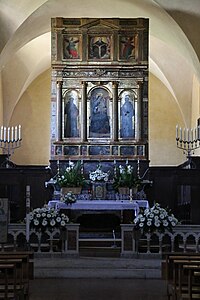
[33, 256, 162, 279]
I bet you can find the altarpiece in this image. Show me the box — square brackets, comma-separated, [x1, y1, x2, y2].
[50, 18, 148, 162]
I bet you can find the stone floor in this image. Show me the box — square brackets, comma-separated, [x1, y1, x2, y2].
[29, 278, 168, 300]
[29, 256, 168, 299]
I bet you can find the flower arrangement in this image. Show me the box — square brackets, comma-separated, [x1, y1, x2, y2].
[89, 163, 109, 182]
[61, 191, 76, 205]
[56, 160, 85, 188]
[29, 205, 69, 231]
[133, 203, 178, 234]
[113, 164, 142, 190]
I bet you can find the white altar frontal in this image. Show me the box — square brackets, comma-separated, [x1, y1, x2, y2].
[48, 199, 149, 223]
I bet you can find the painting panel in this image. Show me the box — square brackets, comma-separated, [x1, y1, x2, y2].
[63, 35, 81, 60]
[64, 90, 80, 138]
[119, 92, 135, 139]
[89, 88, 111, 138]
[119, 34, 138, 61]
[64, 146, 79, 156]
[88, 36, 111, 60]
[89, 146, 110, 156]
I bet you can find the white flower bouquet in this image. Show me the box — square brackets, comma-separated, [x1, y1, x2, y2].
[89, 164, 109, 182]
[29, 205, 69, 231]
[61, 191, 76, 205]
[133, 203, 178, 234]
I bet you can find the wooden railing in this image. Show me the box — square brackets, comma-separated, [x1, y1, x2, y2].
[3, 224, 200, 257]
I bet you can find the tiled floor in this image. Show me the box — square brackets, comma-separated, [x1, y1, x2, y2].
[29, 278, 168, 300]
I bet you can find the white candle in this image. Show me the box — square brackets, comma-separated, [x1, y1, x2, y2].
[184, 128, 186, 141]
[18, 125, 21, 140]
[15, 126, 18, 141]
[7, 127, 10, 142]
[195, 127, 197, 141]
[0, 126, 3, 140]
[187, 128, 190, 142]
[191, 129, 193, 142]
[11, 126, 14, 141]
[176, 125, 178, 139]
[180, 127, 182, 141]
[3, 127, 6, 141]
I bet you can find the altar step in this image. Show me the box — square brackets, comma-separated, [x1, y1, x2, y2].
[34, 256, 162, 279]
[79, 231, 121, 257]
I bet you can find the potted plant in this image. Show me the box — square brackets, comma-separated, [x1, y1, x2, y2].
[29, 205, 69, 232]
[133, 203, 178, 234]
[61, 191, 77, 205]
[56, 160, 86, 195]
[113, 164, 142, 195]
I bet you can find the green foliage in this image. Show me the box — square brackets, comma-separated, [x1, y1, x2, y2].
[113, 164, 142, 190]
[56, 160, 86, 187]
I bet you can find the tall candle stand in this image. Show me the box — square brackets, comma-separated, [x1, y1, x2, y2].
[176, 125, 200, 159]
[0, 125, 22, 168]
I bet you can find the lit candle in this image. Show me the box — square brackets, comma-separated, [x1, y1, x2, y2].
[7, 127, 10, 142]
[11, 126, 14, 141]
[15, 126, 18, 141]
[18, 125, 21, 140]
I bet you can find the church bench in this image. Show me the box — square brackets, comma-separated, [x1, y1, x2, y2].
[162, 253, 200, 300]
[0, 262, 24, 299]
[0, 251, 34, 299]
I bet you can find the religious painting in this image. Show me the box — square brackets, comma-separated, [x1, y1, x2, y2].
[119, 34, 138, 61]
[88, 36, 111, 60]
[119, 92, 135, 139]
[55, 145, 62, 155]
[64, 146, 79, 155]
[63, 35, 81, 60]
[89, 88, 111, 138]
[89, 146, 110, 156]
[64, 90, 80, 138]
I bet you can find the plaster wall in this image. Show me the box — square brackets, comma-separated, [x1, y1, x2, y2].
[10, 69, 51, 165]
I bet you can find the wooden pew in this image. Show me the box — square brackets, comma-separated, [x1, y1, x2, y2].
[0, 263, 18, 299]
[162, 253, 200, 300]
[0, 251, 34, 299]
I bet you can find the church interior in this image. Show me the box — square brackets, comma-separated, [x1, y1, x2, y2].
[0, 0, 200, 299]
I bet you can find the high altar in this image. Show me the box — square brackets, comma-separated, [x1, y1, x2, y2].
[49, 18, 149, 227]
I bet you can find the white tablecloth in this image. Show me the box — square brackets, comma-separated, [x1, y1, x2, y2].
[48, 200, 149, 216]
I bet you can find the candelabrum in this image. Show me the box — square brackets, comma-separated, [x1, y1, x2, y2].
[176, 124, 200, 158]
[0, 125, 22, 167]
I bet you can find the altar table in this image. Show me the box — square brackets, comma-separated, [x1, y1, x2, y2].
[48, 200, 149, 217]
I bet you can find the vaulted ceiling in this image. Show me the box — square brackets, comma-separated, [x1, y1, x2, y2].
[0, 0, 199, 165]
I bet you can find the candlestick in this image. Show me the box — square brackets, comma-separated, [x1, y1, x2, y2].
[176, 124, 200, 158]
[129, 188, 133, 203]
[0, 124, 22, 167]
